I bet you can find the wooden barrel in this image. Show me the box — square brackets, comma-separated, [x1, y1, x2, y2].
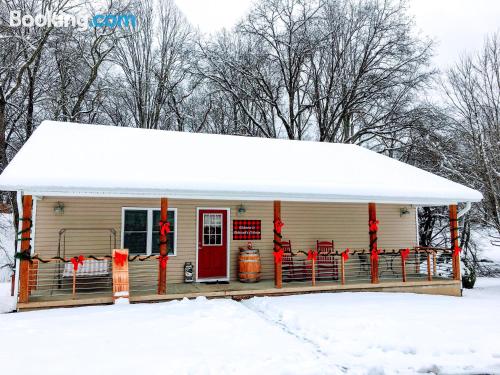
[239, 249, 261, 283]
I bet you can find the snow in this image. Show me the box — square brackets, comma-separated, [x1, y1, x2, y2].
[0, 282, 15, 313]
[0, 121, 482, 205]
[0, 213, 15, 282]
[472, 227, 500, 263]
[1, 278, 500, 374]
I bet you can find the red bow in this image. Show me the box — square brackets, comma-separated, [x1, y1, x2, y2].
[114, 252, 127, 267]
[307, 250, 317, 261]
[369, 220, 379, 232]
[273, 249, 284, 264]
[370, 248, 381, 261]
[159, 220, 171, 236]
[274, 218, 284, 233]
[400, 248, 410, 261]
[341, 249, 350, 261]
[158, 254, 169, 269]
[70, 255, 84, 271]
[452, 245, 462, 257]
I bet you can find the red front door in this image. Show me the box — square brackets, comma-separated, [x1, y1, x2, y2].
[198, 209, 228, 280]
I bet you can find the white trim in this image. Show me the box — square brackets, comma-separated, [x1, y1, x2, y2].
[13, 191, 22, 305]
[31, 197, 37, 255]
[120, 207, 178, 256]
[17, 188, 478, 206]
[195, 207, 231, 282]
[415, 206, 420, 247]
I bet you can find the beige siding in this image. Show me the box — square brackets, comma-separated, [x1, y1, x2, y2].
[33, 197, 417, 283]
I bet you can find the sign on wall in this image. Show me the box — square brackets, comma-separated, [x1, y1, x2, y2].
[233, 220, 261, 240]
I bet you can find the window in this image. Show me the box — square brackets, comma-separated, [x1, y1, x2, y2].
[122, 208, 177, 255]
[203, 213, 223, 245]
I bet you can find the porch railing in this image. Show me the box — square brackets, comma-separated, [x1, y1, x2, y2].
[27, 257, 112, 299]
[21, 247, 455, 303]
[281, 247, 454, 286]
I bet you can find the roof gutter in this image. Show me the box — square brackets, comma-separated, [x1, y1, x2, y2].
[457, 201, 472, 219]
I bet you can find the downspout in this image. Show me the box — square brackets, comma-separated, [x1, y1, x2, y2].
[457, 202, 472, 219]
[13, 191, 23, 307]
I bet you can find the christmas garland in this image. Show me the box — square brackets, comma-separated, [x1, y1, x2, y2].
[273, 218, 284, 264]
[17, 217, 33, 253]
[158, 220, 171, 247]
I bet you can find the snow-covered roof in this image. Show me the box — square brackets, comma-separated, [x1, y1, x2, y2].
[0, 121, 483, 205]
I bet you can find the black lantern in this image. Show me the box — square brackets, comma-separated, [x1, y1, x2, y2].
[184, 262, 194, 283]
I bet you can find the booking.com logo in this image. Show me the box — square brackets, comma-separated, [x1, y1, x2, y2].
[9, 10, 137, 31]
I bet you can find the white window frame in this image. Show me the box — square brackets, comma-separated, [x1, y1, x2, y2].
[202, 213, 224, 246]
[121, 207, 178, 256]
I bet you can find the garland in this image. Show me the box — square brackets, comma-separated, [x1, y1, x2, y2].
[368, 219, 379, 254]
[14, 253, 172, 264]
[273, 218, 284, 264]
[158, 220, 171, 247]
[17, 217, 33, 254]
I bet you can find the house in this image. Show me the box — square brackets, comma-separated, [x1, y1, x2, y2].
[0, 121, 483, 310]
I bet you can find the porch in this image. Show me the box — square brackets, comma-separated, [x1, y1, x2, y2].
[18, 246, 461, 310]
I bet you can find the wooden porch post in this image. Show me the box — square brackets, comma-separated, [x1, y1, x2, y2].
[158, 198, 168, 294]
[18, 195, 33, 304]
[368, 202, 379, 284]
[273, 200, 282, 289]
[449, 204, 461, 281]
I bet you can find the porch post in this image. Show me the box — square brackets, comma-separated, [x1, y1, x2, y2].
[273, 200, 282, 289]
[368, 202, 379, 284]
[18, 195, 33, 304]
[158, 198, 168, 294]
[449, 204, 461, 281]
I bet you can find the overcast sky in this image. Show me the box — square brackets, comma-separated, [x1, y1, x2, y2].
[174, 0, 500, 70]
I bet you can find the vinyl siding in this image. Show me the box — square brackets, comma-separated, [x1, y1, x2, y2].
[33, 197, 417, 283]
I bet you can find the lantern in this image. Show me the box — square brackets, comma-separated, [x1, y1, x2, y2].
[184, 262, 194, 283]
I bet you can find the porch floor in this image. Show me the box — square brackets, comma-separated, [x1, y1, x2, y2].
[18, 278, 461, 310]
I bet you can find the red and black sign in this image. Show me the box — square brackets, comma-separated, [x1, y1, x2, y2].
[233, 220, 261, 240]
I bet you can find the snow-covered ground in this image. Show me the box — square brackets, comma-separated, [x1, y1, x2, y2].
[0, 213, 15, 282]
[1, 278, 500, 375]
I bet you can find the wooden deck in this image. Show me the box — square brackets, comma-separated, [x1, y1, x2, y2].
[17, 278, 461, 310]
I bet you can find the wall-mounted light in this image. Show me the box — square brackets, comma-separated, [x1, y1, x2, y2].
[400, 207, 410, 217]
[237, 204, 246, 216]
[53, 201, 65, 215]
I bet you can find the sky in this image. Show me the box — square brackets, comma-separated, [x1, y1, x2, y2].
[174, 0, 500, 70]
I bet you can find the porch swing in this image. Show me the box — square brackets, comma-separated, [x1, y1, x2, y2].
[53, 228, 117, 293]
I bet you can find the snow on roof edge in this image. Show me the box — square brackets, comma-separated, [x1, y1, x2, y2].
[0, 120, 484, 205]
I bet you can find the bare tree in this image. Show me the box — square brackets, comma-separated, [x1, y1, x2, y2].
[442, 33, 500, 245]
[110, 0, 192, 129]
[309, 0, 434, 147]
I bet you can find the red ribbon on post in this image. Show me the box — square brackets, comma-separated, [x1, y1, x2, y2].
[370, 247, 381, 262]
[369, 219, 379, 232]
[307, 250, 318, 261]
[452, 245, 462, 257]
[274, 218, 284, 233]
[71, 255, 84, 271]
[159, 221, 171, 236]
[273, 249, 284, 264]
[158, 254, 169, 269]
[400, 248, 410, 261]
[114, 252, 127, 267]
[341, 249, 350, 261]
